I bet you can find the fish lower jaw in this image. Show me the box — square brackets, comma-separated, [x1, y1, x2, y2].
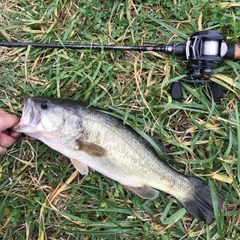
[14, 124, 37, 134]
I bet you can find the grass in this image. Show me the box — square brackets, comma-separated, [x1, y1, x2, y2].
[0, 0, 240, 239]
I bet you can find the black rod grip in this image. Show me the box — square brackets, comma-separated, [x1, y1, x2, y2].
[225, 44, 240, 59]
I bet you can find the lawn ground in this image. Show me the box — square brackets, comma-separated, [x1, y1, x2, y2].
[0, 1, 240, 239]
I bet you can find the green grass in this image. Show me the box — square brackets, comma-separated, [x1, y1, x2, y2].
[1, 0, 240, 239]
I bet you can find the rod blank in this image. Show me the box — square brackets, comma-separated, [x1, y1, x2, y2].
[0, 41, 166, 52]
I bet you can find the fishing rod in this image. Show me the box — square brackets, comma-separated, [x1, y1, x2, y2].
[0, 40, 186, 53]
[1, 30, 240, 99]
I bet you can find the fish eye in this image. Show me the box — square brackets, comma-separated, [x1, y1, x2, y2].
[41, 100, 51, 110]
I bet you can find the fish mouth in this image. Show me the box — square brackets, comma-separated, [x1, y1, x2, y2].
[13, 97, 41, 133]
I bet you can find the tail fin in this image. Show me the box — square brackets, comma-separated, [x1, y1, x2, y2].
[181, 177, 224, 224]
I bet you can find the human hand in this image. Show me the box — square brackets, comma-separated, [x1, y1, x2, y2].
[0, 110, 21, 155]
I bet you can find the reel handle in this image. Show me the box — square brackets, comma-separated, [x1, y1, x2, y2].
[211, 82, 223, 99]
[171, 81, 182, 100]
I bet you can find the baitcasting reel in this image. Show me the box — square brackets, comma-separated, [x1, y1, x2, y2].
[1, 30, 239, 100]
[170, 30, 240, 99]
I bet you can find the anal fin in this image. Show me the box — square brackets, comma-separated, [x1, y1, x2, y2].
[70, 158, 89, 175]
[125, 185, 159, 199]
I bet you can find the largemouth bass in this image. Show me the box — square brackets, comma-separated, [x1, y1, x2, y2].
[14, 97, 223, 223]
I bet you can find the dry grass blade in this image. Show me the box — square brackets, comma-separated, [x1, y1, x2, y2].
[0, 0, 240, 239]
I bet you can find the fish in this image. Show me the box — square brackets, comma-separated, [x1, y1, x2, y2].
[14, 96, 223, 223]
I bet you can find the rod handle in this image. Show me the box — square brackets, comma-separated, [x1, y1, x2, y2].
[233, 44, 240, 59]
[225, 44, 240, 59]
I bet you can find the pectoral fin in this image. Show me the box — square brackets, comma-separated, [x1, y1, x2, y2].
[76, 140, 107, 158]
[125, 185, 159, 199]
[70, 158, 89, 175]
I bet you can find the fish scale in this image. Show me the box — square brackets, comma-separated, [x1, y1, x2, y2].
[14, 96, 224, 224]
[83, 113, 192, 198]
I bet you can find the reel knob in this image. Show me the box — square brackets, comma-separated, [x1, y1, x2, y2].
[171, 81, 182, 99]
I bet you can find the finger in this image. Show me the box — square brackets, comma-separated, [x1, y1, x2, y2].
[9, 131, 22, 138]
[1, 128, 22, 138]
[0, 145, 7, 155]
[0, 133, 18, 148]
[0, 111, 20, 130]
